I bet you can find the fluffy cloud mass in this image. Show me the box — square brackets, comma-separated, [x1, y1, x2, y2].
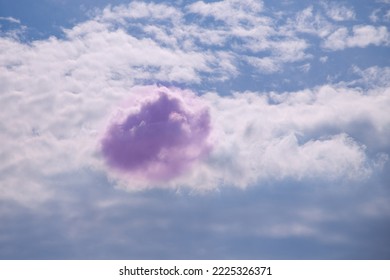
[0, 0, 389, 202]
[202, 86, 389, 186]
[101, 86, 211, 182]
[324, 25, 390, 50]
[94, 84, 389, 191]
[1, 0, 390, 261]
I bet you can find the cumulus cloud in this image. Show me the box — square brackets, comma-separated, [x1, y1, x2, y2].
[290, 5, 389, 51]
[188, 0, 264, 25]
[323, 25, 390, 50]
[245, 56, 281, 73]
[100, 1, 182, 21]
[291, 6, 335, 38]
[104, 84, 390, 192]
[1, 0, 390, 262]
[197, 86, 388, 187]
[322, 2, 355, 21]
[350, 65, 390, 88]
[0, 1, 389, 203]
[369, 7, 390, 23]
[101, 86, 211, 182]
[319, 56, 328, 63]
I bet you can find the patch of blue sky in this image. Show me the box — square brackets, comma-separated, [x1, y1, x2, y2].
[0, 0, 125, 39]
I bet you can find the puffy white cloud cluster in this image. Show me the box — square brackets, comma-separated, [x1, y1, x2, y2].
[321, 2, 356, 22]
[196, 85, 389, 188]
[289, 4, 389, 51]
[323, 25, 390, 50]
[0, 0, 389, 204]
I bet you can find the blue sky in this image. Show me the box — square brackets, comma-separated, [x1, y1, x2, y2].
[0, 0, 390, 259]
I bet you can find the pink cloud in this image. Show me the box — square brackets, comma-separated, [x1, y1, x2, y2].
[101, 86, 211, 182]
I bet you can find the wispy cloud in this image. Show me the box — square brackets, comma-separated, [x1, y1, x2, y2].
[323, 25, 390, 50]
[0, 16, 21, 24]
[322, 2, 356, 22]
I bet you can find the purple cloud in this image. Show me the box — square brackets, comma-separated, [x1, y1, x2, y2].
[101, 86, 211, 182]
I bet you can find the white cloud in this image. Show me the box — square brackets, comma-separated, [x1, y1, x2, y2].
[245, 56, 280, 73]
[0, 10, 236, 204]
[195, 86, 388, 187]
[0, 16, 21, 24]
[370, 9, 381, 23]
[350, 65, 390, 88]
[243, 38, 310, 74]
[1, 1, 390, 204]
[319, 56, 328, 63]
[106, 83, 390, 191]
[273, 39, 310, 62]
[94, 0, 317, 75]
[255, 222, 318, 238]
[322, 2, 355, 21]
[299, 63, 311, 72]
[188, 0, 263, 26]
[290, 6, 388, 51]
[288, 6, 335, 38]
[323, 25, 390, 50]
[100, 2, 182, 22]
[187, 0, 310, 72]
[370, 8, 390, 23]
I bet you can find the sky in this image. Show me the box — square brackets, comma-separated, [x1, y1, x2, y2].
[0, 0, 389, 259]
